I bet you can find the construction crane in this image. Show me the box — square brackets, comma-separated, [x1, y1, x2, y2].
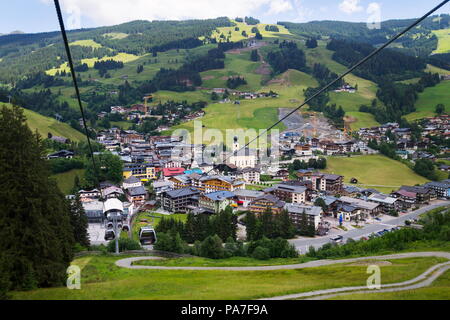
[143, 94, 153, 113]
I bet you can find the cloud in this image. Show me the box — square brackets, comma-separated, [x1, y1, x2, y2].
[268, 0, 293, 15]
[41, 0, 295, 26]
[339, 0, 363, 14]
[367, 2, 381, 14]
[290, 0, 314, 22]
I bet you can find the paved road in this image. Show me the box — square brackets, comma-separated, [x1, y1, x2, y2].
[115, 251, 450, 271]
[290, 201, 450, 252]
[263, 257, 450, 300]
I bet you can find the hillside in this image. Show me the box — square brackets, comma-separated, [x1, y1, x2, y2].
[2, 103, 85, 142]
[1, 15, 449, 140]
[324, 155, 430, 193]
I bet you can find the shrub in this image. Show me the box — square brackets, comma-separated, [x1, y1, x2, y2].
[199, 235, 224, 259]
[251, 246, 271, 260]
[107, 238, 141, 253]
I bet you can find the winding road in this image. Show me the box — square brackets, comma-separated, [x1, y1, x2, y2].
[115, 252, 450, 300]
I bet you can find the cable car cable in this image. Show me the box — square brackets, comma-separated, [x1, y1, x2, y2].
[206, 0, 449, 174]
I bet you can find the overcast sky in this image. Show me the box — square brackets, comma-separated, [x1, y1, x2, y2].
[0, 0, 448, 34]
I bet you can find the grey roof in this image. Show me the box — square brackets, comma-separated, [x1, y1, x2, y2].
[127, 186, 147, 196]
[233, 189, 265, 198]
[253, 194, 285, 207]
[153, 180, 173, 188]
[165, 187, 200, 198]
[323, 173, 343, 181]
[339, 196, 380, 211]
[271, 184, 307, 194]
[424, 181, 450, 189]
[203, 191, 235, 201]
[123, 176, 141, 184]
[284, 204, 322, 216]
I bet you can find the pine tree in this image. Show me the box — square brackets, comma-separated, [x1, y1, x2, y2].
[69, 194, 90, 247]
[0, 105, 74, 291]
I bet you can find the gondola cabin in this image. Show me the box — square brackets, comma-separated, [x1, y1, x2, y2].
[139, 226, 157, 245]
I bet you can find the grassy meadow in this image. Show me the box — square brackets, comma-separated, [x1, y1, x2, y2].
[11, 256, 446, 300]
[324, 155, 429, 192]
[2, 103, 85, 142]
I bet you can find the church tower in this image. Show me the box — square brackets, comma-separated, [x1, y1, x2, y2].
[232, 136, 240, 153]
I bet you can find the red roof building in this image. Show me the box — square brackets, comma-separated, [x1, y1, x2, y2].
[162, 167, 185, 178]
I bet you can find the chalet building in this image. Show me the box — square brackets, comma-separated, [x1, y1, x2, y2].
[168, 174, 192, 189]
[198, 176, 245, 194]
[294, 143, 313, 157]
[161, 187, 200, 213]
[423, 181, 450, 199]
[266, 184, 307, 204]
[153, 181, 173, 199]
[338, 196, 381, 218]
[122, 176, 143, 190]
[199, 191, 235, 213]
[162, 167, 186, 178]
[324, 174, 344, 194]
[249, 194, 285, 214]
[236, 167, 261, 184]
[78, 189, 101, 200]
[82, 200, 104, 222]
[233, 189, 265, 207]
[47, 150, 74, 159]
[296, 171, 343, 194]
[123, 163, 157, 181]
[126, 185, 148, 204]
[337, 203, 361, 222]
[391, 189, 417, 209]
[284, 203, 323, 230]
[398, 186, 436, 203]
[102, 186, 124, 199]
[367, 193, 400, 213]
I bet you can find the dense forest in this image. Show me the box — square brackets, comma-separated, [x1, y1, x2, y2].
[359, 72, 441, 123]
[266, 41, 307, 75]
[326, 39, 426, 83]
[279, 14, 450, 57]
[0, 18, 232, 83]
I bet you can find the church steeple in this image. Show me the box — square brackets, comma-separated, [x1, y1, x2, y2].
[232, 136, 239, 153]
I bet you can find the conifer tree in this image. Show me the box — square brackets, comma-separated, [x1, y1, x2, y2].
[69, 194, 90, 248]
[0, 105, 74, 291]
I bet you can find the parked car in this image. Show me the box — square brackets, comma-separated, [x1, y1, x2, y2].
[330, 235, 344, 243]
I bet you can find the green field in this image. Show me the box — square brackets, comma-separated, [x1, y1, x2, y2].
[324, 155, 429, 192]
[200, 50, 264, 91]
[404, 81, 450, 121]
[207, 20, 292, 42]
[345, 112, 379, 130]
[2, 103, 85, 142]
[11, 256, 444, 300]
[432, 28, 450, 54]
[70, 39, 104, 49]
[330, 269, 450, 300]
[52, 169, 86, 195]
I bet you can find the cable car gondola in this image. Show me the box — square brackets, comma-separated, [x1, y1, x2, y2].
[139, 226, 157, 245]
[104, 229, 116, 241]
